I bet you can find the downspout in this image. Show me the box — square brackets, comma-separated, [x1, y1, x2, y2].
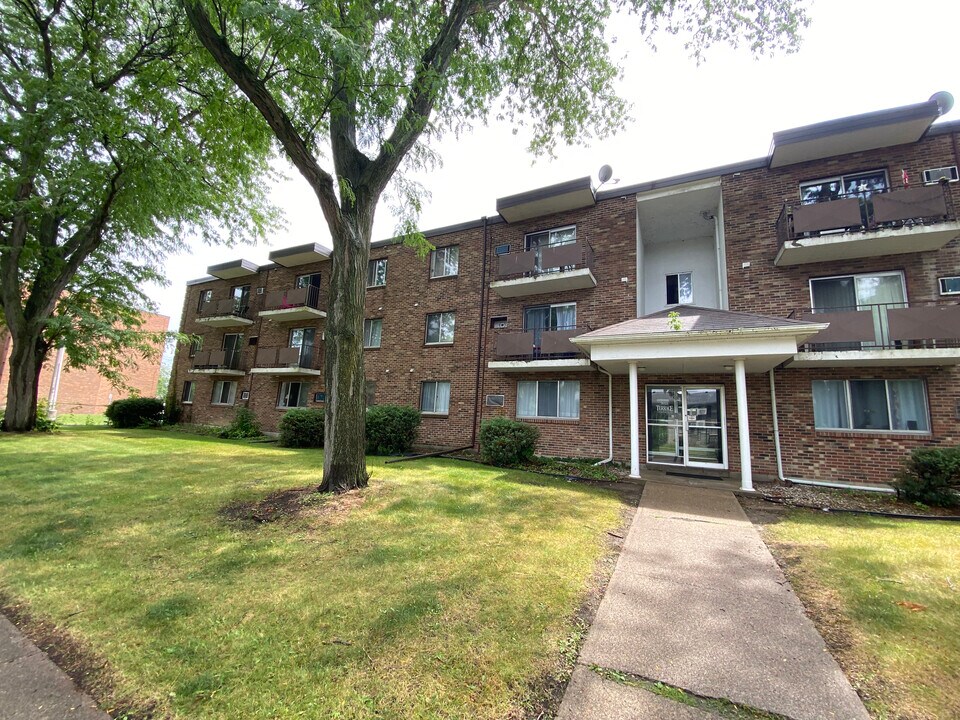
[594, 366, 614, 465]
[47, 346, 66, 420]
[769, 366, 895, 494]
[471, 216, 490, 447]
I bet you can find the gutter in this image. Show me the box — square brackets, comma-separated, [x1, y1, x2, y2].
[470, 216, 490, 447]
[571, 323, 828, 347]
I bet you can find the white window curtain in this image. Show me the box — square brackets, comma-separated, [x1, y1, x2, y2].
[364, 319, 382, 348]
[432, 246, 459, 277]
[812, 380, 848, 429]
[434, 381, 451, 414]
[855, 275, 906, 347]
[552, 304, 576, 330]
[558, 381, 580, 418]
[517, 381, 537, 417]
[888, 380, 929, 432]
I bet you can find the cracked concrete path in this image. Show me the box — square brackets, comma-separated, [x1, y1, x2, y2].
[0, 615, 108, 719]
[559, 481, 870, 720]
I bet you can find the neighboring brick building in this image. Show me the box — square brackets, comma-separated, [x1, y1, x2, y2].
[171, 92, 960, 488]
[0, 310, 170, 416]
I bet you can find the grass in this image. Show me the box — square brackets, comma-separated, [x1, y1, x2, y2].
[762, 511, 960, 720]
[0, 428, 623, 719]
[54, 413, 107, 426]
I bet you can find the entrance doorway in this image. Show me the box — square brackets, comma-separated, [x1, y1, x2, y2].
[645, 385, 726, 469]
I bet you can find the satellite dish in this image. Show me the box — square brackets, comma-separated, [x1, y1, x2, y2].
[931, 91, 954, 116]
[598, 165, 613, 183]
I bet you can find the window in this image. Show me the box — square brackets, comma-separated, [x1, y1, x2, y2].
[211, 380, 237, 406]
[517, 380, 580, 419]
[666, 272, 693, 305]
[367, 258, 388, 287]
[231, 284, 250, 311]
[939, 277, 960, 295]
[188, 336, 203, 357]
[197, 289, 212, 312]
[812, 379, 929, 432]
[365, 380, 377, 407]
[363, 319, 383, 349]
[799, 169, 889, 205]
[525, 225, 577, 273]
[181, 381, 195, 404]
[278, 381, 308, 408]
[222, 333, 242, 369]
[296, 272, 321, 289]
[421, 380, 451, 414]
[810, 272, 906, 347]
[426, 311, 455, 344]
[494, 244, 510, 256]
[524, 303, 576, 331]
[289, 327, 316, 368]
[430, 245, 459, 278]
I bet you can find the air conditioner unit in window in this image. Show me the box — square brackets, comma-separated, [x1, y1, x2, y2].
[922, 166, 959, 184]
[256, 287, 265, 294]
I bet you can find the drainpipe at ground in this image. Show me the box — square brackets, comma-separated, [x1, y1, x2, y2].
[47, 346, 66, 420]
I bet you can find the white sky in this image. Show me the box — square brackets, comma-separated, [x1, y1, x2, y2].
[148, 0, 960, 330]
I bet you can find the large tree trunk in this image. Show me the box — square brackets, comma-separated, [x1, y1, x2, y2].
[1, 326, 47, 432]
[320, 205, 374, 492]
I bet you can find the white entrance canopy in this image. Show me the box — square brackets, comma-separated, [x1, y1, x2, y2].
[571, 306, 826, 375]
[572, 306, 826, 491]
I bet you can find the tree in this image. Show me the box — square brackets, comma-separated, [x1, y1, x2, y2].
[182, 0, 807, 492]
[0, 0, 275, 431]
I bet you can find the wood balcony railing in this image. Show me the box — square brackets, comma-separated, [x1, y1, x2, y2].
[495, 239, 595, 280]
[791, 301, 960, 351]
[262, 284, 323, 312]
[198, 297, 250, 319]
[493, 326, 589, 360]
[191, 348, 244, 371]
[776, 184, 955, 246]
[253, 343, 321, 370]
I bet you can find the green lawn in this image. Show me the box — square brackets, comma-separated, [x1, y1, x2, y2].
[54, 412, 107, 426]
[0, 429, 622, 719]
[763, 511, 960, 720]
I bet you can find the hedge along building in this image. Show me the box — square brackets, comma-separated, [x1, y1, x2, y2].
[171, 93, 960, 489]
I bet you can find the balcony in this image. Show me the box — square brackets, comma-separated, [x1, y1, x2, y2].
[249, 343, 322, 376]
[489, 240, 596, 298]
[788, 302, 960, 367]
[188, 349, 245, 376]
[258, 285, 326, 322]
[196, 298, 254, 328]
[487, 327, 592, 372]
[775, 185, 960, 266]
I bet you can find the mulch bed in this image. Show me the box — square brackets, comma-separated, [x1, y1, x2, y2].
[751, 483, 959, 518]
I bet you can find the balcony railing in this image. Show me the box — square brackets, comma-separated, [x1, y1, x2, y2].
[253, 343, 321, 370]
[791, 301, 960, 351]
[198, 298, 250, 319]
[191, 348, 244, 371]
[263, 284, 323, 312]
[495, 239, 595, 280]
[493, 326, 589, 360]
[776, 184, 955, 245]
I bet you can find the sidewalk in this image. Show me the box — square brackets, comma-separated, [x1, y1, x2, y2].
[559, 481, 870, 720]
[0, 615, 108, 720]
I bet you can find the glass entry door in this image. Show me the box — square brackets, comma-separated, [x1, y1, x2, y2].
[646, 385, 726, 469]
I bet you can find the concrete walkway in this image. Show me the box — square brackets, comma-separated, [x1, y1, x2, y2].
[0, 615, 108, 720]
[559, 481, 870, 720]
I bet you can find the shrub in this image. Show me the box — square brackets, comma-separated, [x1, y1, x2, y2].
[34, 400, 61, 433]
[104, 397, 165, 429]
[220, 407, 262, 439]
[278, 408, 324, 448]
[365, 405, 420, 455]
[894, 446, 960, 507]
[479, 418, 539, 467]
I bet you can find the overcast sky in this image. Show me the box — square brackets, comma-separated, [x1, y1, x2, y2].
[148, 0, 960, 330]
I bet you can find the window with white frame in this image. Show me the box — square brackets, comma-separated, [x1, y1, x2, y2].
[181, 381, 195, 404]
[517, 380, 580, 419]
[666, 272, 693, 305]
[799, 169, 889, 204]
[430, 245, 459, 278]
[421, 380, 451, 414]
[367, 258, 388, 287]
[296, 272, 321, 289]
[211, 380, 237, 406]
[197, 289, 212, 312]
[525, 225, 577, 273]
[939, 277, 960, 295]
[812, 379, 929, 432]
[425, 311, 455, 344]
[278, 381, 308, 409]
[363, 318, 383, 348]
[188, 336, 203, 357]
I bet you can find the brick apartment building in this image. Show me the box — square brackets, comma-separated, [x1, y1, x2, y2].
[171, 93, 960, 488]
[0, 310, 170, 416]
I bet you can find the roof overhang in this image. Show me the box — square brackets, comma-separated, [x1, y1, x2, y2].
[769, 95, 949, 168]
[268, 242, 332, 267]
[496, 176, 595, 223]
[207, 259, 259, 280]
[573, 324, 827, 375]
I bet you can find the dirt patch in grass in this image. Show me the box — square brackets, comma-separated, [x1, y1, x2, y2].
[0, 593, 158, 719]
[218, 485, 368, 527]
[519, 479, 642, 720]
[748, 483, 958, 517]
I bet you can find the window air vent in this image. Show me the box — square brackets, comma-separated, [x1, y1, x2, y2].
[256, 286, 265, 295]
[485, 394, 505, 407]
[922, 166, 959, 184]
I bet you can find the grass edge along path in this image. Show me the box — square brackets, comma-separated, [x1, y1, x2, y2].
[0, 428, 625, 720]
